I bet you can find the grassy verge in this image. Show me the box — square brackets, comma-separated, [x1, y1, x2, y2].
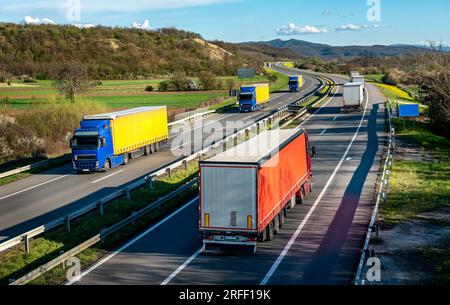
[265, 68, 289, 93]
[208, 97, 237, 112]
[380, 119, 450, 226]
[0, 161, 199, 285]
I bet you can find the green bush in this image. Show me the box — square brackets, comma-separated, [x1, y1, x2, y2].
[145, 85, 154, 92]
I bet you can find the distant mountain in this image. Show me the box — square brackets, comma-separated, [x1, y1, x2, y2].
[241, 39, 433, 59]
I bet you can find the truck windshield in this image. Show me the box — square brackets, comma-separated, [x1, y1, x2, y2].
[73, 137, 99, 149]
[289, 81, 298, 86]
[239, 93, 253, 101]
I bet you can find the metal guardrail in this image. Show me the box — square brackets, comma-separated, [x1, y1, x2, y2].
[354, 98, 396, 285]
[173, 107, 211, 123]
[7, 74, 332, 285]
[10, 179, 198, 285]
[0, 74, 327, 256]
[0, 156, 70, 180]
[0, 109, 219, 181]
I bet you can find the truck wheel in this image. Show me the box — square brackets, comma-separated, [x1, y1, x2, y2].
[259, 227, 267, 242]
[123, 153, 129, 165]
[279, 211, 285, 228]
[144, 145, 151, 156]
[297, 189, 304, 205]
[289, 195, 296, 209]
[150, 143, 156, 154]
[103, 159, 111, 172]
[266, 222, 274, 241]
[274, 216, 280, 234]
[155, 142, 160, 152]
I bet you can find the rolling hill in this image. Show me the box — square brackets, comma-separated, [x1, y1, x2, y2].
[241, 39, 432, 58]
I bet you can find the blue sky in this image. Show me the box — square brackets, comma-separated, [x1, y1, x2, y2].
[0, 0, 449, 46]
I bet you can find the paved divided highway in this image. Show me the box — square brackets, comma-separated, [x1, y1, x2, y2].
[70, 68, 386, 285]
[0, 74, 322, 242]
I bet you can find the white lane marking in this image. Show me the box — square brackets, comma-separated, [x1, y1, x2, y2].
[0, 173, 74, 201]
[333, 116, 338, 121]
[320, 129, 327, 135]
[346, 157, 352, 161]
[260, 88, 369, 286]
[161, 247, 203, 286]
[66, 197, 199, 285]
[91, 170, 124, 184]
[298, 85, 340, 127]
[162, 81, 341, 285]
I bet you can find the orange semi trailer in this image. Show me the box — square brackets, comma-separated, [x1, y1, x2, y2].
[199, 129, 313, 252]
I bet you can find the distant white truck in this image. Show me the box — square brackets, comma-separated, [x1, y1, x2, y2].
[349, 71, 360, 82]
[343, 82, 364, 111]
[352, 75, 365, 85]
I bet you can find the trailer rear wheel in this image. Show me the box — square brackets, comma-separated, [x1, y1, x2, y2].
[259, 227, 267, 242]
[266, 222, 274, 241]
[144, 145, 151, 156]
[279, 211, 285, 228]
[274, 215, 280, 234]
[155, 142, 160, 152]
[150, 143, 156, 154]
[289, 195, 296, 209]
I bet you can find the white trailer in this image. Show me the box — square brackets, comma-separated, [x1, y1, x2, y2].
[352, 75, 365, 84]
[350, 71, 360, 82]
[343, 82, 364, 111]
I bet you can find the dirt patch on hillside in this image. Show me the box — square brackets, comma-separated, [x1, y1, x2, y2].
[193, 38, 233, 62]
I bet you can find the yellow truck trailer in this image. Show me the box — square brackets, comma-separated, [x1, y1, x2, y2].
[239, 83, 270, 112]
[71, 107, 169, 172]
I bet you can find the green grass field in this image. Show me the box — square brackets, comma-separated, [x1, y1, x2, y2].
[3, 92, 228, 110]
[1, 75, 275, 110]
[381, 119, 450, 226]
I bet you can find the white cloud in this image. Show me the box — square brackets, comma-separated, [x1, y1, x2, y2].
[276, 23, 329, 35]
[132, 19, 151, 30]
[23, 16, 56, 25]
[335, 24, 360, 31]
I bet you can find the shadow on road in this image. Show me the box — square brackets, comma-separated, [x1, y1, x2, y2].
[300, 104, 380, 284]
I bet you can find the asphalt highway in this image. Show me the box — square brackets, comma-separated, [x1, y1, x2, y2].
[71, 68, 386, 285]
[0, 74, 322, 242]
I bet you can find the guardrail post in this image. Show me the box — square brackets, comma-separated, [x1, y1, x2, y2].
[182, 160, 188, 171]
[145, 175, 154, 189]
[166, 168, 171, 179]
[268, 118, 272, 130]
[98, 201, 104, 216]
[375, 224, 381, 241]
[233, 135, 238, 147]
[65, 216, 71, 233]
[100, 229, 106, 244]
[22, 234, 30, 254]
[245, 129, 250, 139]
[256, 123, 260, 134]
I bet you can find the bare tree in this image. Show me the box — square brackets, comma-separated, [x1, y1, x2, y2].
[414, 49, 450, 137]
[263, 70, 278, 84]
[53, 63, 89, 103]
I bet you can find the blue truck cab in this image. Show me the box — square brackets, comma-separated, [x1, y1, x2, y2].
[238, 84, 269, 113]
[289, 75, 301, 92]
[239, 86, 258, 112]
[71, 119, 124, 172]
